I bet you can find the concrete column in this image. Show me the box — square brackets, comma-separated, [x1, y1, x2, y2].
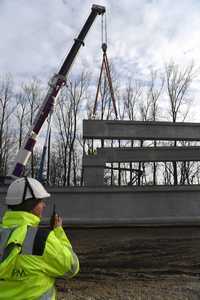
[83, 166, 104, 186]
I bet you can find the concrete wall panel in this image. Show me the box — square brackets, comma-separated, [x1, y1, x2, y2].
[1, 186, 200, 226]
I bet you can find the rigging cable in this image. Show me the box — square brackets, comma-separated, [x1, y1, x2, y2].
[92, 13, 118, 119]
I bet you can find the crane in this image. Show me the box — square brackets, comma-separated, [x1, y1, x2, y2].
[11, 4, 106, 178]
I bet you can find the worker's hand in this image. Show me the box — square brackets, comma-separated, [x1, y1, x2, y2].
[53, 214, 63, 228]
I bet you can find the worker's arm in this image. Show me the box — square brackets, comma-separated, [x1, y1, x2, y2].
[51, 214, 72, 247]
[42, 217, 79, 278]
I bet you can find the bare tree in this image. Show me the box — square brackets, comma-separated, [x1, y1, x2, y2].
[54, 72, 89, 186]
[124, 78, 142, 121]
[166, 61, 194, 122]
[21, 78, 42, 177]
[148, 69, 164, 184]
[148, 69, 164, 122]
[120, 78, 142, 185]
[165, 61, 194, 185]
[15, 91, 29, 149]
[137, 86, 153, 185]
[0, 74, 15, 176]
[67, 73, 89, 185]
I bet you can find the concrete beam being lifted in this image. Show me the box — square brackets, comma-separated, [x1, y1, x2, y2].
[83, 120, 200, 140]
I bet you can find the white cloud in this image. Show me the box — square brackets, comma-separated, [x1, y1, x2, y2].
[1, 0, 200, 92]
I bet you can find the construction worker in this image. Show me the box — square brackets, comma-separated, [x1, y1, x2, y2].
[0, 177, 79, 300]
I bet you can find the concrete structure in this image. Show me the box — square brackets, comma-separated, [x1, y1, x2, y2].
[83, 120, 200, 186]
[1, 186, 200, 226]
[83, 120, 200, 140]
[83, 146, 200, 185]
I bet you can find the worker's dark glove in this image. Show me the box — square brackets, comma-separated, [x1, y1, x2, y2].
[50, 211, 56, 229]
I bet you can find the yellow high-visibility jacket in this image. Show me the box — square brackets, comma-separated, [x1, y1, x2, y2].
[0, 211, 79, 300]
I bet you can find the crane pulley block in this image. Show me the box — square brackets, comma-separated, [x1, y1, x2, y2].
[92, 4, 106, 14]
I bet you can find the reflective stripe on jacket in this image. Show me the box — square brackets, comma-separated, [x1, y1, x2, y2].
[0, 211, 79, 300]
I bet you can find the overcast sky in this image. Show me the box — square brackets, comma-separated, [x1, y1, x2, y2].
[1, 0, 200, 119]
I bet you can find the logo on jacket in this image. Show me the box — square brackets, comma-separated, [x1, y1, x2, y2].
[12, 268, 26, 278]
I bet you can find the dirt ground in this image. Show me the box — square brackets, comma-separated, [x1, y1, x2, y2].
[55, 226, 200, 300]
[56, 275, 200, 300]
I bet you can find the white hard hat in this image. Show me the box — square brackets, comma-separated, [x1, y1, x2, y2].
[6, 177, 50, 205]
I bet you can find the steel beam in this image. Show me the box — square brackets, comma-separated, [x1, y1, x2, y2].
[1, 186, 200, 225]
[83, 120, 200, 140]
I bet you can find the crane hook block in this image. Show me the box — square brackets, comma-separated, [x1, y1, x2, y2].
[102, 43, 107, 53]
[92, 4, 106, 15]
